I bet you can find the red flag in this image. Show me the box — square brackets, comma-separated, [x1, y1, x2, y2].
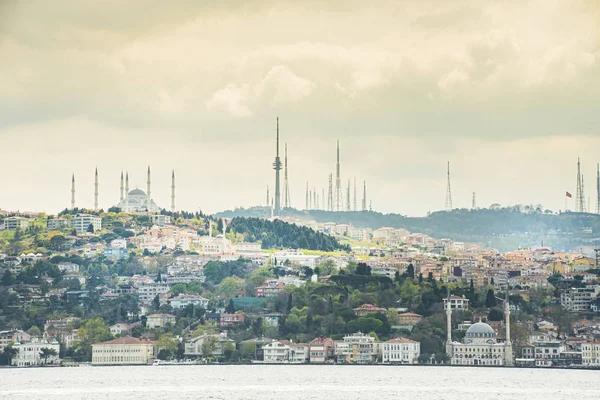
[566, 191, 572, 198]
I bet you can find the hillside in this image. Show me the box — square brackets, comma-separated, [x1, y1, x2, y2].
[216, 207, 600, 252]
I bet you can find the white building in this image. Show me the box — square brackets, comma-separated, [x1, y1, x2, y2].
[1, 217, 30, 231]
[168, 294, 209, 309]
[443, 295, 470, 311]
[71, 214, 102, 232]
[271, 250, 319, 268]
[109, 323, 135, 336]
[137, 282, 169, 303]
[92, 336, 155, 365]
[560, 286, 600, 312]
[382, 338, 420, 364]
[334, 332, 378, 364]
[12, 338, 61, 367]
[151, 214, 171, 226]
[582, 341, 600, 367]
[263, 340, 290, 363]
[184, 332, 234, 357]
[146, 314, 176, 329]
[47, 218, 71, 230]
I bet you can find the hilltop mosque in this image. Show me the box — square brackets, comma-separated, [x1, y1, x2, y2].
[70, 166, 175, 213]
[446, 293, 514, 366]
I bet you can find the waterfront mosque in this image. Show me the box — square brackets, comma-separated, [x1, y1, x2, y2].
[446, 293, 514, 366]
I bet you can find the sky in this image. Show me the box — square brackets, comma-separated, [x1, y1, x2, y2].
[1, 0, 599, 216]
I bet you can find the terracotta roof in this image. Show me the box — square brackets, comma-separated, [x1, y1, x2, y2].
[399, 312, 423, 318]
[95, 336, 153, 345]
[386, 337, 418, 343]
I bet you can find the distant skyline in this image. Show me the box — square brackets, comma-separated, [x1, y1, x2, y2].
[1, 1, 599, 216]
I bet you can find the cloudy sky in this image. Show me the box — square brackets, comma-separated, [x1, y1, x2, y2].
[1, 0, 599, 216]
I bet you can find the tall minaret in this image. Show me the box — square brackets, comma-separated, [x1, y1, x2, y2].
[120, 171, 124, 202]
[335, 140, 341, 211]
[504, 292, 514, 366]
[305, 182, 309, 210]
[273, 117, 282, 214]
[94, 167, 99, 211]
[446, 292, 453, 361]
[146, 166, 151, 212]
[71, 174, 76, 210]
[124, 172, 130, 212]
[171, 170, 176, 213]
[266, 185, 270, 207]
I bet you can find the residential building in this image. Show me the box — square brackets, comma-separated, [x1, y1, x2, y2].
[382, 338, 420, 364]
[443, 295, 470, 311]
[255, 279, 286, 297]
[0, 330, 31, 349]
[353, 304, 386, 317]
[146, 314, 176, 329]
[309, 337, 334, 363]
[395, 312, 423, 331]
[1, 217, 30, 231]
[12, 337, 60, 367]
[47, 218, 71, 230]
[335, 332, 378, 364]
[151, 214, 171, 226]
[91, 336, 155, 365]
[71, 214, 102, 232]
[263, 340, 290, 363]
[184, 332, 234, 358]
[168, 294, 209, 309]
[219, 313, 245, 329]
[561, 286, 600, 312]
[137, 282, 169, 303]
[289, 342, 309, 363]
[110, 322, 136, 336]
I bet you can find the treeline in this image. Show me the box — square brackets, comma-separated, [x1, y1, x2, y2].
[228, 217, 350, 252]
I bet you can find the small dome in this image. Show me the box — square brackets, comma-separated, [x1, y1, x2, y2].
[129, 189, 146, 196]
[466, 322, 495, 338]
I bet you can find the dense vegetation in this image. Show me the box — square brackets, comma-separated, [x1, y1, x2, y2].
[228, 217, 350, 252]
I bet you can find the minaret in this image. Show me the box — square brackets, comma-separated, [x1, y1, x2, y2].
[446, 292, 453, 361]
[445, 161, 453, 211]
[266, 185, 270, 207]
[273, 117, 282, 214]
[322, 188, 325, 211]
[472, 192, 476, 209]
[313, 187, 316, 210]
[335, 140, 341, 211]
[71, 174, 76, 210]
[346, 180, 351, 211]
[94, 167, 99, 211]
[305, 182, 309, 210]
[146, 166, 152, 211]
[120, 171, 124, 202]
[124, 172, 130, 212]
[171, 170, 176, 213]
[504, 292, 514, 366]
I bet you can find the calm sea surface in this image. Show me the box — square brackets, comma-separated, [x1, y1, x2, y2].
[1, 365, 599, 400]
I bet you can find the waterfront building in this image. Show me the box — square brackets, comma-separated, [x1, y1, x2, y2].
[263, 340, 290, 363]
[334, 332, 378, 364]
[309, 337, 334, 363]
[12, 337, 60, 367]
[582, 340, 600, 366]
[382, 337, 420, 364]
[91, 336, 155, 366]
[446, 294, 513, 366]
[184, 332, 234, 358]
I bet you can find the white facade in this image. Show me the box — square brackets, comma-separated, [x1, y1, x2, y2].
[561, 286, 600, 312]
[92, 336, 155, 365]
[582, 341, 600, 366]
[151, 214, 171, 226]
[1, 217, 30, 231]
[146, 314, 176, 329]
[263, 341, 290, 363]
[382, 338, 420, 364]
[168, 294, 209, 309]
[443, 296, 470, 311]
[335, 332, 378, 364]
[71, 214, 102, 232]
[12, 338, 60, 367]
[137, 282, 169, 303]
[184, 332, 234, 357]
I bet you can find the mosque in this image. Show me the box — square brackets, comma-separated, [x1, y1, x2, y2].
[70, 167, 175, 213]
[446, 293, 513, 366]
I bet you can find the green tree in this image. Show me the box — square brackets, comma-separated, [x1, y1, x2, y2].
[75, 317, 112, 360]
[39, 347, 58, 364]
[407, 264, 415, 279]
[87, 223, 94, 233]
[201, 335, 218, 358]
[316, 259, 337, 276]
[2, 270, 15, 286]
[485, 289, 497, 308]
[156, 332, 178, 359]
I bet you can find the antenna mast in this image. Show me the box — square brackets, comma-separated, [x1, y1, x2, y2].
[445, 161, 453, 211]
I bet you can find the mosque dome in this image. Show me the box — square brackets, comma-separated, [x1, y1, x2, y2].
[129, 189, 146, 196]
[465, 322, 496, 339]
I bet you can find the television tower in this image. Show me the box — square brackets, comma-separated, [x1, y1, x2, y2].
[445, 161, 453, 211]
[283, 143, 290, 209]
[576, 158, 582, 212]
[273, 117, 282, 214]
[327, 174, 333, 211]
[335, 140, 341, 211]
[362, 181, 367, 211]
[71, 174, 76, 210]
[171, 170, 176, 213]
[346, 180, 351, 211]
[305, 182, 309, 210]
[596, 163, 600, 214]
[94, 167, 99, 211]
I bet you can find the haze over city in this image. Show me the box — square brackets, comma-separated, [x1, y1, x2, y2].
[1, 0, 599, 215]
